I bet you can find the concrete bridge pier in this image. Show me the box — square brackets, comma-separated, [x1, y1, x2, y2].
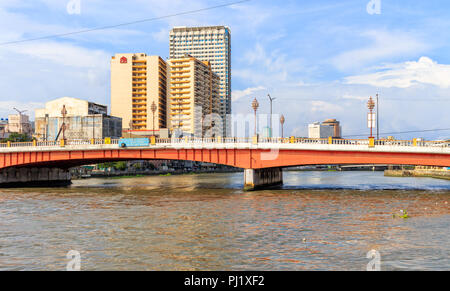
[244, 167, 283, 191]
[0, 167, 72, 188]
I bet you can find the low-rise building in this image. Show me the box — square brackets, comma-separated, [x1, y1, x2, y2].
[6, 114, 33, 136]
[308, 119, 342, 139]
[35, 97, 122, 141]
[0, 118, 9, 139]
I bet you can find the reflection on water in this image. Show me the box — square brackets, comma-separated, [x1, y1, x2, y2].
[0, 171, 448, 270]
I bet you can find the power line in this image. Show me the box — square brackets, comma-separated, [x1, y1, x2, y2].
[0, 0, 252, 46]
[343, 128, 450, 138]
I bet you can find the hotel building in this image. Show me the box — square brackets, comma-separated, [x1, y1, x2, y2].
[170, 26, 231, 136]
[167, 55, 220, 136]
[111, 53, 168, 135]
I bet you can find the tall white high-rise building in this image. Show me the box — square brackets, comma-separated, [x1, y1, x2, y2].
[170, 26, 231, 136]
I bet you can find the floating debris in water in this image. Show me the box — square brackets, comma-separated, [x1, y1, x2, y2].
[393, 209, 410, 219]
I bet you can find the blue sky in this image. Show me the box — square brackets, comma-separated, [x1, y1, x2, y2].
[0, 0, 449, 139]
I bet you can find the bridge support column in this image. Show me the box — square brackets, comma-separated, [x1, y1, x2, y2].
[244, 167, 283, 191]
[0, 168, 72, 188]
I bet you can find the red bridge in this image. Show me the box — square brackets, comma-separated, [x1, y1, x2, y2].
[1, 137, 449, 189]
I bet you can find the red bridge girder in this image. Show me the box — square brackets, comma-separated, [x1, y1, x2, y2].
[1, 148, 449, 170]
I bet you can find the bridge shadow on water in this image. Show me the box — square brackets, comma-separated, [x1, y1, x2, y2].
[67, 171, 450, 192]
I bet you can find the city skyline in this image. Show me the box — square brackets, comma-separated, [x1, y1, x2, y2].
[0, 1, 450, 140]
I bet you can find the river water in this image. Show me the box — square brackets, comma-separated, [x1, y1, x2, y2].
[0, 171, 448, 271]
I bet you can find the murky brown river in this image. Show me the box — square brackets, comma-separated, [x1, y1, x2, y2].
[0, 171, 448, 270]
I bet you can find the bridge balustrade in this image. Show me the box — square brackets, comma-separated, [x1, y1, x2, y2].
[0, 137, 449, 149]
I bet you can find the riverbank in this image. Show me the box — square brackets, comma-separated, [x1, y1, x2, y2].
[72, 167, 242, 180]
[384, 169, 450, 180]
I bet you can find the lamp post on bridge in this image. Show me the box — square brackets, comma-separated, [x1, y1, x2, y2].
[280, 114, 285, 138]
[367, 96, 376, 139]
[151, 101, 157, 138]
[61, 105, 67, 142]
[252, 98, 259, 137]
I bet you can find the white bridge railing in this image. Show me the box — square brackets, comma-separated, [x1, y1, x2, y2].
[0, 137, 449, 150]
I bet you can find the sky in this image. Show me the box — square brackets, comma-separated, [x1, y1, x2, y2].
[0, 0, 449, 139]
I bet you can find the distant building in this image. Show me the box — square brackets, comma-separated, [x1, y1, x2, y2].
[167, 55, 221, 136]
[111, 53, 168, 136]
[6, 114, 33, 136]
[0, 118, 9, 139]
[170, 26, 231, 136]
[322, 119, 342, 138]
[34, 97, 122, 141]
[308, 119, 342, 139]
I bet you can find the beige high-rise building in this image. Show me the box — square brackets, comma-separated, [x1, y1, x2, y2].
[170, 26, 231, 136]
[111, 53, 167, 135]
[167, 55, 220, 136]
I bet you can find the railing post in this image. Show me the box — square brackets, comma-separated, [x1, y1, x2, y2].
[151, 136, 156, 145]
[90, 138, 95, 145]
[368, 137, 375, 148]
[413, 138, 417, 147]
[33, 140, 37, 147]
[217, 136, 222, 143]
[328, 136, 333, 145]
[7, 141, 11, 147]
[105, 137, 111, 145]
[290, 136, 295, 144]
[60, 139, 65, 147]
[252, 135, 258, 145]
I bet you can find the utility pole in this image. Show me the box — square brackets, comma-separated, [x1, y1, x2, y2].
[267, 94, 276, 137]
[376, 93, 379, 140]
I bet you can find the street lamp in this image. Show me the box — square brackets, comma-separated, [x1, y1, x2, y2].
[267, 94, 276, 137]
[280, 114, 285, 138]
[61, 105, 67, 142]
[367, 96, 376, 138]
[151, 101, 157, 137]
[251, 97, 259, 136]
[128, 120, 133, 138]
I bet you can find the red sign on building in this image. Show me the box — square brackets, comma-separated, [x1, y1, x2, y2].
[120, 56, 128, 64]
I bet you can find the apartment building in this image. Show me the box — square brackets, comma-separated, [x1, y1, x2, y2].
[111, 53, 168, 135]
[170, 26, 231, 136]
[167, 55, 220, 136]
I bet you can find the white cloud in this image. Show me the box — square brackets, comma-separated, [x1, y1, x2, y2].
[345, 57, 450, 88]
[310, 101, 343, 113]
[232, 86, 266, 101]
[331, 30, 428, 71]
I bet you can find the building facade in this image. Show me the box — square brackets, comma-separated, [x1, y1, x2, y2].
[167, 56, 220, 136]
[111, 53, 168, 135]
[35, 97, 122, 141]
[6, 114, 33, 136]
[308, 119, 342, 139]
[0, 118, 9, 139]
[170, 26, 231, 136]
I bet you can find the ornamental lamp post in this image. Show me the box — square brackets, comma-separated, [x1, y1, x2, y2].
[367, 96, 376, 138]
[61, 105, 67, 142]
[151, 101, 157, 138]
[280, 114, 285, 138]
[251, 98, 259, 137]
